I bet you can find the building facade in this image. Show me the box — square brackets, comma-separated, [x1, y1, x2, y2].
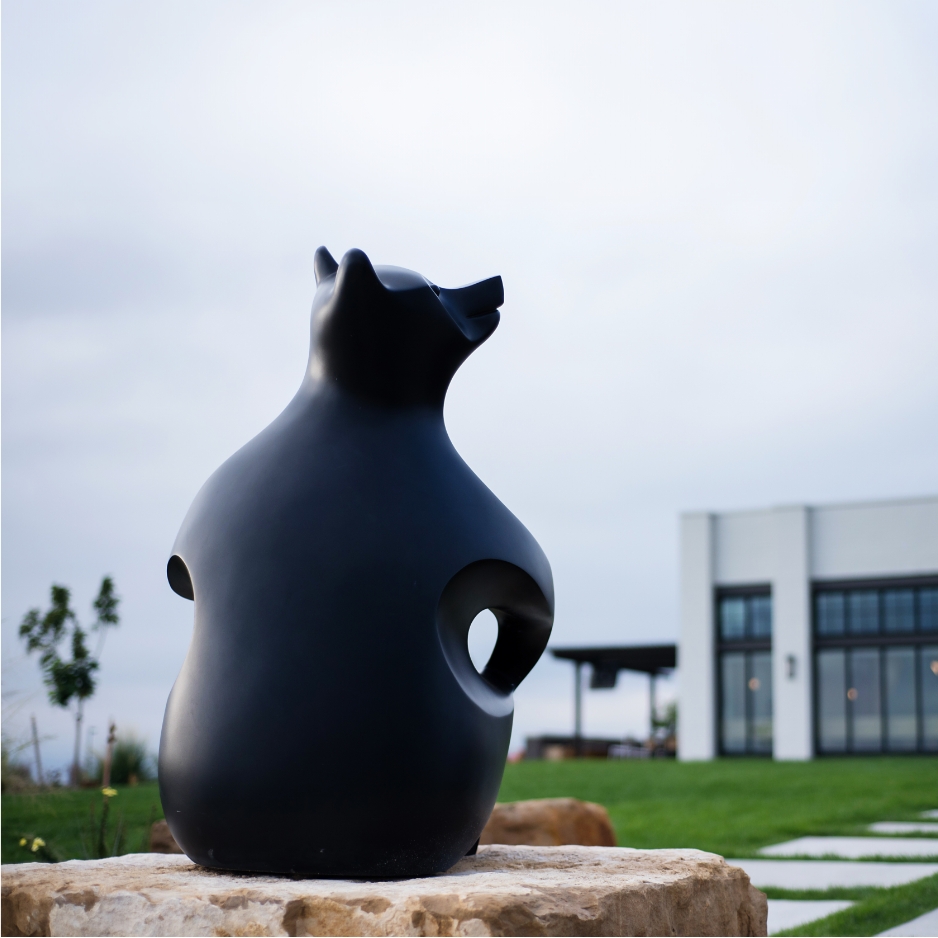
[679, 496, 938, 760]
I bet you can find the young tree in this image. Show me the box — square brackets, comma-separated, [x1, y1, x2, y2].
[19, 578, 120, 786]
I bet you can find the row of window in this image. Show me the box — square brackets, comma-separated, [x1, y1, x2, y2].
[816, 586, 938, 637]
[718, 584, 938, 644]
[716, 579, 938, 755]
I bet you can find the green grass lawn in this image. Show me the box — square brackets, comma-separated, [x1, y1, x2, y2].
[4, 759, 935, 938]
[497, 756, 938, 858]
[3, 757, 936, 868]
[2, 782, 163, 865]
[775, 873, 938, 936]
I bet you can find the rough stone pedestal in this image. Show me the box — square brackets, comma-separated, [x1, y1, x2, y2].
[1, 845, 767, 937]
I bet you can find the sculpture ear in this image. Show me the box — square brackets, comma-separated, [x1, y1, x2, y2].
[314, 246, 339, 285]
[333, 248, 386, 306]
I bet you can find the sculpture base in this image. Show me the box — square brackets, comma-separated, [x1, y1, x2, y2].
[2, 845, 767, 937]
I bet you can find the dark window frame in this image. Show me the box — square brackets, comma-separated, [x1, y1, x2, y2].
[716, 583, 773, 648]
[715, 585, 772, 756]
[812, 575, 938, 756]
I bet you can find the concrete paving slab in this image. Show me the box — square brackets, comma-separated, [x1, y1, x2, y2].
[878, 907, 938, 936]
[767, 899, 852, 935]
[920, 810, 938, 819]
[728, 859, 938, 890]
[760, 838, 938, 860]
[870, 822, 938, 835]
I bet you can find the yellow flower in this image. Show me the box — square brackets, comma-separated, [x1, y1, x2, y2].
[19, 838, 27, 847]
[102, 787, 118, 798]
[31, 837, 45, 852]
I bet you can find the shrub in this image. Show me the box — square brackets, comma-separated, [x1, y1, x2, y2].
[108, 734, 155, 785]
[1, 738, 34, 793]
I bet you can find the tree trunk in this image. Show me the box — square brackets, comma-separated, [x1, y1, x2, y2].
[102, 722, 116, 788]
[72, 699, 84, 787]
[31, 715, 44, 787]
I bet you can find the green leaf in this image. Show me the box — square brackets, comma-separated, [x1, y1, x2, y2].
[19, 581, 110, 711]
[92, 577, 120, 629]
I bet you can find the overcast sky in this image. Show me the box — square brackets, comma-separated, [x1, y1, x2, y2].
[3, 1, 937, 775]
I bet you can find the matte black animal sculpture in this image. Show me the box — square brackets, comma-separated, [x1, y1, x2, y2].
[159, 247, 554, 877]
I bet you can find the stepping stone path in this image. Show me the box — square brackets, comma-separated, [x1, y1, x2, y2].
[729, 860, 938, 890]
[746, 811, 938, 936]
[765, 899, 854, 935]
[869, 822, 938, 835]
[759, 836, 938, 860]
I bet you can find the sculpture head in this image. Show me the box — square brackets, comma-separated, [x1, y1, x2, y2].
[309, 247, 503, 407]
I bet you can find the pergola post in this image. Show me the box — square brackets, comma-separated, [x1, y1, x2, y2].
[574, 661, 583, 756]
[649, 671, 657, 741]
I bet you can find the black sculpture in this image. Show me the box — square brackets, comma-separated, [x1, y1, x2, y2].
[159, 247, 554, 878]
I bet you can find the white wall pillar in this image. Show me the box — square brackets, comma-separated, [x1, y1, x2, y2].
[772, 506, 813, 760]
[678, 512, 715, 760]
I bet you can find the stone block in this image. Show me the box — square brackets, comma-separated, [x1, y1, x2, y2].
[480, 797, 617, 847]
[1, 845, 766, 936]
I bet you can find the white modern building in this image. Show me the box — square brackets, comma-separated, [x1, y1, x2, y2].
[679, 495, 938, 760]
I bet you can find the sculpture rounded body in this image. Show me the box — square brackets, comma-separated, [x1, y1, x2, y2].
[159, 248, 553, 877]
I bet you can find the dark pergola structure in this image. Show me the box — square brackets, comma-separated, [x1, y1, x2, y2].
[550, 644, 677, 750]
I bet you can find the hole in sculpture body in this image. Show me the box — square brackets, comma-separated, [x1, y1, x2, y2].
[167, 555, 194, 600]
[468, 609, 499, 674]
[436, 558, 553, 716]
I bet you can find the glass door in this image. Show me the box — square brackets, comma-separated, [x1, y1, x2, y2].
[717, 589, 773, 755]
